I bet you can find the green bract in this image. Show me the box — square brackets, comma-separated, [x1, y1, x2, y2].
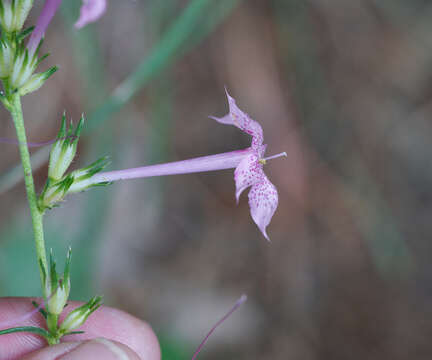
[59, 296, 103, 334]
[0, 2, 107, 344]
[48, 114, 84, 181]
[0, 0, 33, 33]
[39, 113, 111, 210]
[46, 249, 71, 316]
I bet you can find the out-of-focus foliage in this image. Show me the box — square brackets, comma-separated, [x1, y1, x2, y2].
[2, 0, 432, 358]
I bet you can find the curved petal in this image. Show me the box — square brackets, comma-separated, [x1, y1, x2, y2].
[234, 152, 263, 202]
[75, 0, 107, 29]
[209, 114, 232, 125]
[248, 175, 278, 241]
[211, 89, 264, 150]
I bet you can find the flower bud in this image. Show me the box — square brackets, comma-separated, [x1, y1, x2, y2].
[9, 47, 38, 89]
[68, 156, 111, 193]
[0, 1, 14, 32]
[0, 40, 14, 78]
[39, 156, 110, 210]
[13, 0, 33, 31]
[18, 66, 57, 95]
[38, 175, 74, 210]
[46, 249, 71, 316]
[60, 296, 102, 333]
[48, 114, 83, 181]
[0, 0, 33, 33]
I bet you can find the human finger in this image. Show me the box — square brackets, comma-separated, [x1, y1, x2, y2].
[22, 338, 140, 360]
[0, 297, 160, 360]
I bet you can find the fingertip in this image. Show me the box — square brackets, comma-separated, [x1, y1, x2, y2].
[0, 298, 161, 360]
[22, 339, 140, 360]
[62, 305, 161, 360]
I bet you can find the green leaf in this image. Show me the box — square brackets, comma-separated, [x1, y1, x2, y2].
[16, 26, 35, 42]
[49, 249, 58, 285]
[64, 330, 85, 336]
[0, 326, 50, 338]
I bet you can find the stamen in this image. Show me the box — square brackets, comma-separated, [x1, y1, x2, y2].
[191, 294, 247, 360]
[263, 152, 287, 162]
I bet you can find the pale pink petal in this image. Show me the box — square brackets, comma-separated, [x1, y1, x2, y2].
[234, 152, 263, 202]
[248, 176, 278, 241]
[211, 89, 264, 150]
[209, 114, 232, 125]
[75, 0, 107, 29]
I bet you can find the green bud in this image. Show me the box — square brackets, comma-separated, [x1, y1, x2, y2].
[60, 296, 102, 333]
[0, 1, 14, 32]
[19, 66, 57, 95]
[9, 46, 38, 89]
[0, 40, 14, 78]
[0, 0, 33, 32]
[68, 156, 111, 193]
[39, 175, 74, 210]
[13, 0, 33, 31]
[46, 249, 71, 316]
[48, 114, 83, 181]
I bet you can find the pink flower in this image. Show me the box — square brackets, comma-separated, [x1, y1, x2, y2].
[75, 0, 107, 29]
[211, 89, 283, 240]
[79, 90, 285, 240]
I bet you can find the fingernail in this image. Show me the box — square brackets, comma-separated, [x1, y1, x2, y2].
[58, 338, 137, 360]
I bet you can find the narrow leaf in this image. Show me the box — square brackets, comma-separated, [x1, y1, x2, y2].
[64, 330, 85, 336]
[0, 326, 50, 338]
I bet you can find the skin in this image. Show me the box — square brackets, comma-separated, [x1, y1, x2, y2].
[0, 298, 161, 360]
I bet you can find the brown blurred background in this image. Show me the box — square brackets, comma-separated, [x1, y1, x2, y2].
[1, 0, 432, 359]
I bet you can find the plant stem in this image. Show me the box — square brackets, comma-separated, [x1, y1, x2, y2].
[46, 313, 58, 335]
[10, 93, 48, 297]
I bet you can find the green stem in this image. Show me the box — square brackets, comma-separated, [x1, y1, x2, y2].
[10, 93, 48, 297]
[46, 313, 58, 335]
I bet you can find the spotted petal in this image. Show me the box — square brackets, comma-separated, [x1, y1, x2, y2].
[248, 175, 278, 241]
[211, 89, 264, 150]
[75, 0, 107, 29]
[234, 152, 263, 202]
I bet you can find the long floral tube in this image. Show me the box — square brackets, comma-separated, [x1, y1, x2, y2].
[27, 0, 62, 55]
[90, 149, 251, 183]
[69, 146, 285, 240]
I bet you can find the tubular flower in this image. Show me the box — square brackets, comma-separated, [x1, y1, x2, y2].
[75, 0, 107, 29]
[211, 90, 282, 240]
[73, 90, 285, 240]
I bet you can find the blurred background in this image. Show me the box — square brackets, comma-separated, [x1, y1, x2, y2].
[1, 0, 432, 358]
